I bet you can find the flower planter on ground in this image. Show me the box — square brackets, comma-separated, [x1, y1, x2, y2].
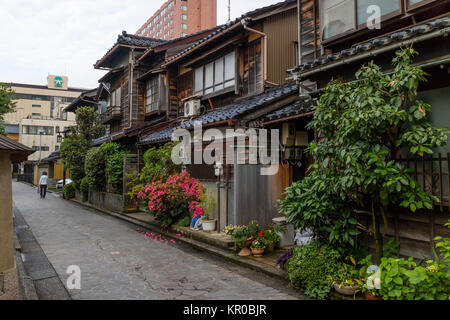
[251, 247, 265, 257]
[238, 237, 253, 257]
[333, 284, 361, 296]
[364, 292, 383, 300]
[202, 219, 217, 232]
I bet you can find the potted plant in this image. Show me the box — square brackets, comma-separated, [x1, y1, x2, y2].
[330, 264, 362, 297]
[251, 238, 266, 257]
[358, 255, 382, 300]
[263, 229, 280, 253]
[201, 190, 216, 232]
[231, 226, 253, 257]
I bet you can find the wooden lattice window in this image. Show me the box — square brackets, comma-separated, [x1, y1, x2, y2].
[243, 40, 262, 96]
[146, 76, 159, 113]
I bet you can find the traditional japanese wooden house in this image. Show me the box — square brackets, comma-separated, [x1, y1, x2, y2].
[289, 0, 450, 258]
[137, 0, 316, 229]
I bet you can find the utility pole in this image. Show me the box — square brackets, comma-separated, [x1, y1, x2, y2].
[228, 0, 231, 22]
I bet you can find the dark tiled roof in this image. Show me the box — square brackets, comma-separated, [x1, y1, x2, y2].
[139, 125, 178, 145]
[65, 88, 98, 113]
[288, 15, 450, 75]
[164, 0, 296, 65]
[264, 99, 314, 121]
[91, 135, 110, 146]
[140, 82, 299, 144]
[138, 26, 223, 64]
[95, 31, 167, 68]
[117, 31, 167, 47]
[0, 135, 34, 153]
[42, 151, 61, 162]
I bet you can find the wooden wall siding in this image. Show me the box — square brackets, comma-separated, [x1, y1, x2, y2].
[361, 210, 450, 260]
[167, 67, 180, 118]
[242, 40, 263, 95]
[263, 7, 299, 85]
[137, 80, 146, 121]
[298, 0, 321, 64]
[359, 154, 450, 259]
[176, 70, 193, 116]
[160, 73, 168, 114]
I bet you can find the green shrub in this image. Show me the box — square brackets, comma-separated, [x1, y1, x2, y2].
[379, 257, 449, 300]
[105, 149, 126, 194]
[85, 146, 106, 191]
[63, 183, 76, 199]
[84, 142, 128, 194]
[80, 177, 90, 202]
[286, 242, 341, 299]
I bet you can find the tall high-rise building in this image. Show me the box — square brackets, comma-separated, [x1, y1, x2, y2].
[136, 0, 217, 40]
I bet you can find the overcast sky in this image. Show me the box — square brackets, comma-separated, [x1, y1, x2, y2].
[0, 0, 282, 89]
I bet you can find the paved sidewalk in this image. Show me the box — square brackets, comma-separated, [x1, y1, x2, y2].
[12, 182, 303, 300]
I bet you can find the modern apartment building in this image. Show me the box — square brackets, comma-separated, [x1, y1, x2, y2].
[3, 76, 86, 170]
[136, 0, 217, 40]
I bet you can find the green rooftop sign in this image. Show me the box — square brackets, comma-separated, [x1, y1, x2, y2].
[54, 76, 64, 88]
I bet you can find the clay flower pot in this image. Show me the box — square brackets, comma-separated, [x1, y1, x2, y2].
[237, 237, 253, 257]
[238, 247, 252, 257]
[265, 243, 275, 253]
[364, 292, 383, 300]
[251, 247, 265, 257]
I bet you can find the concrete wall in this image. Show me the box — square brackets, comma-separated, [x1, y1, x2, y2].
[88, 190, 124, 213]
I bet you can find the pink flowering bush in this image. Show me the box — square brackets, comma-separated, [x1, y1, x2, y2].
[137, 172, 205, 228]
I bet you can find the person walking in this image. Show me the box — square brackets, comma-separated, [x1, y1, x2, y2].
[39, 172, 48, 199]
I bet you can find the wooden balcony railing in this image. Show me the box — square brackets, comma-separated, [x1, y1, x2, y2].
[100, 106, 122, 124]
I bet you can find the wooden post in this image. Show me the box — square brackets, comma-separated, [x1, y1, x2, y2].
[438, 153, 443, 212]
[447, 153, 450, 212]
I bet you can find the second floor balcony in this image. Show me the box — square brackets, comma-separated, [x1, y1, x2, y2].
[100, 106, 122, 124]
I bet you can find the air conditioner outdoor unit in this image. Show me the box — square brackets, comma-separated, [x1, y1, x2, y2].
[281, 123, 296, 147]
[295, 131, 309, 147]
[184, 99, 201, 117]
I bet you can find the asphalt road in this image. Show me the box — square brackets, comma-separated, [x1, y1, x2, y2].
[12, 181, 303, 300]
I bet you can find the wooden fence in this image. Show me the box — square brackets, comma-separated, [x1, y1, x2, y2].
[363, 153, 450, 260]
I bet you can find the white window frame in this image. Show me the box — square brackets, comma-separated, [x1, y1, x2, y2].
[146, 76, 159, 113]
[194, 51, 236, 96]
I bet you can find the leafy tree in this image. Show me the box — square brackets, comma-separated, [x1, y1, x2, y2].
[0, 83, 16, 136]
[60, 106, 104, 184]
[85, 142, 128, 194]
[279, 48, 448, 263]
